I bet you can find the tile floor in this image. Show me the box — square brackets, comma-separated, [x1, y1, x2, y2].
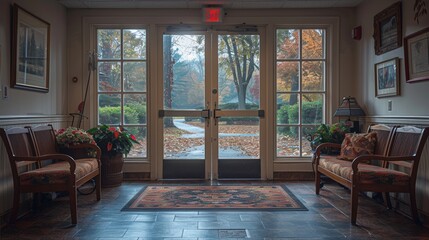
[1, 180, 429, 239]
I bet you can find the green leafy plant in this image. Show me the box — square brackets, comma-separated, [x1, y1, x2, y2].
[307, 122, 350, 150]
[87, 125, 139, 157]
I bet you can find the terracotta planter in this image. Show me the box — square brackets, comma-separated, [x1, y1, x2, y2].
[100, 153, 124, 187]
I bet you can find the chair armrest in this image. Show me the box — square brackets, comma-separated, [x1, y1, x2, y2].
[351, 155, 416, 173]
[13, 154, 77, 173]
[314, 143, 341, 155]
[312, 143, 341, 165]
[67, 143, 101, 159]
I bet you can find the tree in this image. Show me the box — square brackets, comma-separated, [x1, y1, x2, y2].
[277, 29, 325, 104]
[163, 35, 174, 127]
[219, 35, 260, 109]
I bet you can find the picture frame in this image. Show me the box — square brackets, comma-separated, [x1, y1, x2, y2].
[404, 27, 429, 83]
[373, 2, 402, 55]
[11, 4, 50, 92]
[375, 57, 400, 98]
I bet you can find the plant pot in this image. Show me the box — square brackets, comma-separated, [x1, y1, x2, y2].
[100, 153, 124, 187]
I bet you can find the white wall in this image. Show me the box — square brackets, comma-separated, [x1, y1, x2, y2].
[0, 0, 68, 116]
[356, 0, 429, 222]
[356, 0, 429, 116]
[0, 0, 68, 225]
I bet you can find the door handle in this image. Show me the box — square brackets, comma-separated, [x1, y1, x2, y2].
[201, 109, 211, 118]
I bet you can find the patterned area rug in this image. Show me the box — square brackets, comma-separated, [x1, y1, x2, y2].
[122, 185, 307, 211]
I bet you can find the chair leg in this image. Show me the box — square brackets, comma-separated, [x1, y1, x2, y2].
[10, 190, 20, 224]
[96, 173, 101, 201]
[383, 192, 392, 209]
[351, 187, 359, 225]
[409, 190, 420, 223]
[69, 188, 77, 225]
[315, 170, 321, 195]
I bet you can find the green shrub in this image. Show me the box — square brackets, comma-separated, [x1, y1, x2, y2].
[219, 103, 259, 110]
[125, 103, 146, 124]
[277, 105, 290, 134]
[99, 106, 120, 124]
[277, 101, 323, 137]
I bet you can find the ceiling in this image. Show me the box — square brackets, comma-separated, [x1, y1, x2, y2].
[57, 0, 364, 9]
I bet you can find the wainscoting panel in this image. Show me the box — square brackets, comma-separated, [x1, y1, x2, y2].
[0, 115, 69, 225]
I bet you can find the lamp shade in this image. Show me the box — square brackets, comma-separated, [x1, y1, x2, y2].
[334, 96, 365, 117]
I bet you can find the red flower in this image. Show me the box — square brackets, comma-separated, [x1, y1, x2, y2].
[130, 134, 136, 141]
[114, 131, 120, 139]
[107, 142, 113, 151]
[109, 127, 116, 132]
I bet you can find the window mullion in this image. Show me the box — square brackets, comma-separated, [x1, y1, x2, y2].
[120, 29, 125, 126]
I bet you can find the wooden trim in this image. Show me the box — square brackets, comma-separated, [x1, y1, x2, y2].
[0, 115, 70, 127]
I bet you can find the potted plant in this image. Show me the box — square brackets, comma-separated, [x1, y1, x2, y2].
[55, 127, 98, 158]
[307, 122, 350, 153]
[87, 125, 139, 187]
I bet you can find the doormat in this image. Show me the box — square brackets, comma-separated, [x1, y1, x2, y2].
[122, 185, 307, 211]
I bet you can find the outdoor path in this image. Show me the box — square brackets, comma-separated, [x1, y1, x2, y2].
[171, 119, 255, 158]
[173, 119, 258, 138]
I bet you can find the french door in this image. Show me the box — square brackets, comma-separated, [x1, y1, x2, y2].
[158, 26, 265, 180]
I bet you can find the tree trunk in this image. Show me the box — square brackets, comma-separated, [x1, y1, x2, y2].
[289, 75, 299, 105]
[163, 35, 175, 127]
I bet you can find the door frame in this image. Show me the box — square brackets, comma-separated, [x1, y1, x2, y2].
[155, 25, 267, 180]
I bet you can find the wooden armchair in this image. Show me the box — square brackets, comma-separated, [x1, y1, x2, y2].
[314, 124, 429, 224]
[0, 125, 101, 225]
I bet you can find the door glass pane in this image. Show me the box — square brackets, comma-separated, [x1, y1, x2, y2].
[302, 126, 316, 157]
[302, 94, 323, 124]
[124, 94, 146, 124]
[163, 35, 205, 110]
[98, 94, 121, 125]
[302, 61, 324, 91]
[276, 61, 300, 92]
[218, 117, 259, 159]
[163, 117, 205, 159]
[277, 126, 299, 157]
[98, 62, 121, 92]
[302, 29, 325, 59]
[126, 126, 147, 158]
[123, 62, 146, 92]
[97, 29, 121, 59]
[277, 93, 300, 124]
[218, 34, 260, 109]
[276, 29, 300, 59]
[123, 29, 146, 59]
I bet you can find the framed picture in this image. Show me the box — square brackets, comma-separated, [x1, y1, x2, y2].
[404, 27, 429, 83]
[373, 2, 402, 55]
[11, 4, 50, 92]
[375, 57, 400, 98]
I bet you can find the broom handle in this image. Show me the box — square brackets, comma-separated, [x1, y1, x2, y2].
[77, 51, 97, 128]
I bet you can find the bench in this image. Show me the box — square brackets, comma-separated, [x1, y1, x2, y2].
[313, 124, 429, 225]
[0, 125, 101, 225]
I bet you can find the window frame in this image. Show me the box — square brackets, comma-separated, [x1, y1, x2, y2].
[275, 27, 328, 161]
[95, 27, 148, 160]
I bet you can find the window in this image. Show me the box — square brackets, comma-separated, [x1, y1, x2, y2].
[276, 28, 326, 158]
[96, 29, 147, 158]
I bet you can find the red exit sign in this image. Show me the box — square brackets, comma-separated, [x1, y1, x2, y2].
[203, 7, 223, 23]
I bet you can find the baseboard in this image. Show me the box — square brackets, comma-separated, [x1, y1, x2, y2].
[123, 172, 151, 181]
[273, 171, 314, 181]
